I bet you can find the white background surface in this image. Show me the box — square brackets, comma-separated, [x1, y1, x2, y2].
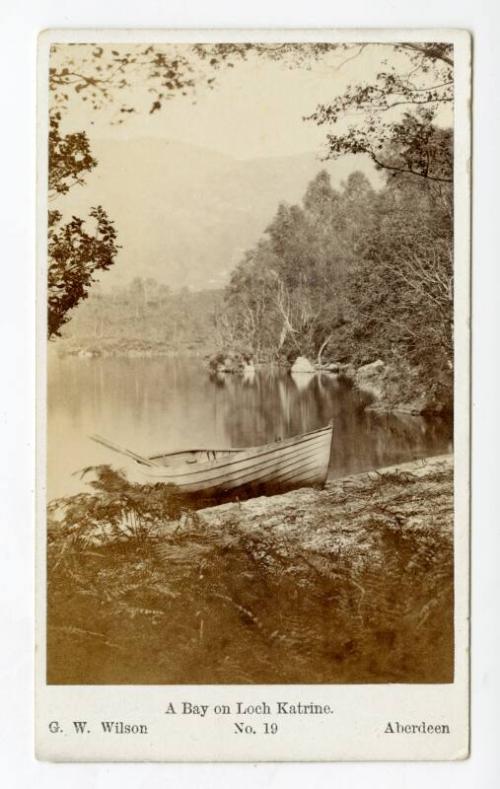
[0, 0, 497, 786]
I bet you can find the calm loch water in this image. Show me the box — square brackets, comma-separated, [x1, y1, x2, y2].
[47, 354, 452, 500]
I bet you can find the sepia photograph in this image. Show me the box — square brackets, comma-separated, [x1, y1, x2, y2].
[42, 36, 460, 691]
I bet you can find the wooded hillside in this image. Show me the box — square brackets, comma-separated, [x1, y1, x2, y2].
[220, 161, 452, 411]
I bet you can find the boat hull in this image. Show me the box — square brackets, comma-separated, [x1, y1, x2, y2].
[130, 424, 333, 499]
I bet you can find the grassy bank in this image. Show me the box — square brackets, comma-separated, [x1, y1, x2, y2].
[47, 455, 453, 685]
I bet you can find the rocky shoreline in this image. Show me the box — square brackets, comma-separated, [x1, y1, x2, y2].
[206, 353, 452, 416]
[340, 359, 452, 416]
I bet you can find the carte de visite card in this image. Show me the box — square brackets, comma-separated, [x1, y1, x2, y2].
[36, 28, 471, 762]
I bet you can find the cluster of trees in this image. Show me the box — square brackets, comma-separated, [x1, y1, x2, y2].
[59, 278, 222, 354]
[221, 159, 453, 406]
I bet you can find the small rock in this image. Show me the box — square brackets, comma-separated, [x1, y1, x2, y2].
[354, 359, 386, 399]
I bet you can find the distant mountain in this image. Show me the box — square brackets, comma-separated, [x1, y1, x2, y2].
[59, 138, 380, 291]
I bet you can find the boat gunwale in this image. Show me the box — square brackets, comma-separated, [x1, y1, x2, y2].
[147, 422, 333, 463]
[149, 422, 332, 461]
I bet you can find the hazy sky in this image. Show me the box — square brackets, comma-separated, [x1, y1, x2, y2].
[53, 43, 453, 161]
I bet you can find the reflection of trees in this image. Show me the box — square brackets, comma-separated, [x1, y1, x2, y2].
[330, 406, 453, 478]
[51, 357, 452, 484]
[220, 369, 292, 447]
[218, 368, 452, 474]
[290, 372, 313, 393]
[221, 369, 342, 447]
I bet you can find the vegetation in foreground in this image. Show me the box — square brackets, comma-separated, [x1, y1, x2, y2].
[47, 461, 453, 685]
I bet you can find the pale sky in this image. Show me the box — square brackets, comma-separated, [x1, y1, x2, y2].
[53, 43, 453, 161]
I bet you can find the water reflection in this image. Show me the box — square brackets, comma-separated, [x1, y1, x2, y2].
[242, 367, 256, 385]
[290, 370, 315, 392]
[48, 355, 452, 499]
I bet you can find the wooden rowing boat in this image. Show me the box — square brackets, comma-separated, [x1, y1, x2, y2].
[91, 422, 333, 499]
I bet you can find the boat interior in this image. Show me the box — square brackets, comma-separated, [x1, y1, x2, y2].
[147, 424, 333, 468]
[148, 448, 247, 468]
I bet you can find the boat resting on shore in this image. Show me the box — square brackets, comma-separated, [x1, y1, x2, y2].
[91, 423, 333, 499]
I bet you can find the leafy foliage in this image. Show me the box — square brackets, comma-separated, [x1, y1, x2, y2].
[47, 114, 120, 338]
[308, 43, 453, 182]
[220, 158, 453, 409]
[48, 206, 119, 337]
[49, 43, 340, 117]
[50, 43, 199, 117]
[48, 112, 97, 196]
[48, 464, 192, 551]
